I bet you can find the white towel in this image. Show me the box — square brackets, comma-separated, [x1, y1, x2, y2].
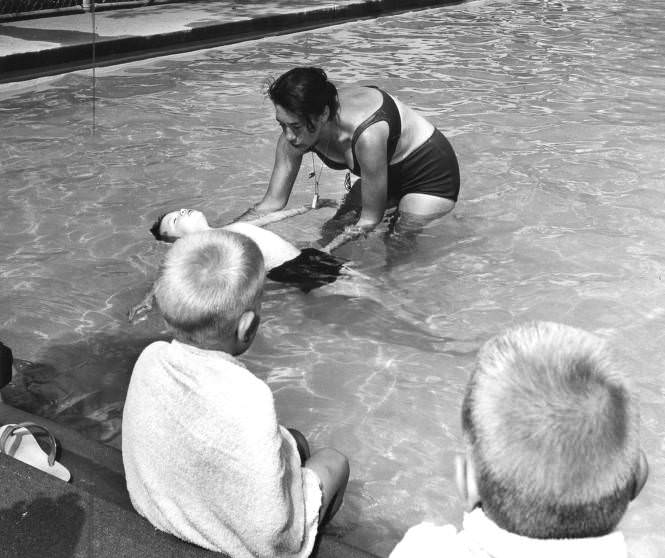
[122, 340, 321, 558]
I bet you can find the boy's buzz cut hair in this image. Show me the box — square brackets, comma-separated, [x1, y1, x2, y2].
[154, 230, 265, 341]
[462, 321, 640, 539]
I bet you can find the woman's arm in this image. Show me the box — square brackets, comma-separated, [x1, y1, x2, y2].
[254, 133, 304, 213]
[352, 122, 390, 229]
[322, 125, 389, 252]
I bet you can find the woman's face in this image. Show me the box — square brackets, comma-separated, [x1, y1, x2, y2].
[160, 209, 209, 239]
[274, 104, 326, 151]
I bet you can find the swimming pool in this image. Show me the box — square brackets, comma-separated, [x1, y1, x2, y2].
[1, 0, 664, 555]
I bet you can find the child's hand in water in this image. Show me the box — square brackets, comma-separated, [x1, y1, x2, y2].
[127, 295, 153, 323]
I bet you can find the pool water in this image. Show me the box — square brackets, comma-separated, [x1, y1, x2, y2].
[1, 0, 664, 555]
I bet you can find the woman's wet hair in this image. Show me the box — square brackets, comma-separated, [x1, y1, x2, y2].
[267, 67, 340, 131]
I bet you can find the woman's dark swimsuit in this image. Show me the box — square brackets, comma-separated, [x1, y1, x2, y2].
[0, 341, 13, 388]
[267, 248, 346, 293]
[311, 86, 460, 202]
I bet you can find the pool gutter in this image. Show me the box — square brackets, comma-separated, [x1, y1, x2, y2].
[0, 0, 463, 84]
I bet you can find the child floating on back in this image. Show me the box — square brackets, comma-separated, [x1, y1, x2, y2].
[390, 321, 648, 557]
[152, 208, 348, 289]
[122, 229, 349, 557]
[128, 207, 366, 322]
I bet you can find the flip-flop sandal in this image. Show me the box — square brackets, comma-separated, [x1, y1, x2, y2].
[0, 422, 71, 482]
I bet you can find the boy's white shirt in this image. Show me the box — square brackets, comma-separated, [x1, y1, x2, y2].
[390, 508, 627, 558]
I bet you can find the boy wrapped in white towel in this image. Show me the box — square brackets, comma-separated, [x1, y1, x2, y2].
[122, 229, 349, 558]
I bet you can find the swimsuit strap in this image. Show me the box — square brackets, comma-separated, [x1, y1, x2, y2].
[350, 86, 402, 175]
[310, 86, 402, 174]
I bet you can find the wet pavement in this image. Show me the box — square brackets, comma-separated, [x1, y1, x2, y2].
[0, 0, 459, 82]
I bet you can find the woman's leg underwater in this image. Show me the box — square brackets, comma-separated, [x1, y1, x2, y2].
[383, 194, 456, 265]
[318, 178, 363, 246]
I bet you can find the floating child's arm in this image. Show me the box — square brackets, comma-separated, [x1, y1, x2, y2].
[233, 199, 338, 227]
[128, 284, 156, 323]
[321, 224, 369, 253]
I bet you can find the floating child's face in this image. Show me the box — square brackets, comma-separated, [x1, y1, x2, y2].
[160, 209, 209, 239]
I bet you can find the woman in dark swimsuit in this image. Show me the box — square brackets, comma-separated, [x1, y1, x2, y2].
[251, 66, 460, 251]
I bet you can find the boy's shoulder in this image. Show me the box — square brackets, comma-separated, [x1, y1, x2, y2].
[139, 339, 233, 361]
[390, 510, 629, 558]
[135, 340, 246, 376]
[390, 522, 468, 558]
[141, 339, 171, 353]
[133, 340, 273, 402]
[133, 339, 171, 365]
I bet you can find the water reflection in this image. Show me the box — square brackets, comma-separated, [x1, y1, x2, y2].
[1, 0, 664, 555]
[3, 332, 164, 445]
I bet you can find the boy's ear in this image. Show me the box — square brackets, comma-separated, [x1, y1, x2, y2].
[236, 310, 260, 345]
[455, 446, 481, 512]
[632, 449, 649, 501]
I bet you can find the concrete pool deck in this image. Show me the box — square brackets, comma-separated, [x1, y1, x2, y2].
[0, 401, 380, 557]
[0, 0, 460, 83]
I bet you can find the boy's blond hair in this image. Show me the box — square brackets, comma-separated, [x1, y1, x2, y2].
[462, 321, 641, 538]
[155, 230, 265, 343]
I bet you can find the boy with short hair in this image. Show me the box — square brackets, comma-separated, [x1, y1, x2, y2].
[391, 321, 648, 557]
[122, 230, 349, 558]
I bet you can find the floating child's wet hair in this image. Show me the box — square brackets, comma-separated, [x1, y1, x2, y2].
[150, 213, 175, 243]
[155, 230, 265, 343]
[462, 321, 641, 539]
[267, 66, 340, 132]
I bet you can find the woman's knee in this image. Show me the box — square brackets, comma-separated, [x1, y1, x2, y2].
[398, 193, 455, 217]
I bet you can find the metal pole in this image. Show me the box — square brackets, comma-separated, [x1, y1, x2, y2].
[91, 0, 96, 135]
